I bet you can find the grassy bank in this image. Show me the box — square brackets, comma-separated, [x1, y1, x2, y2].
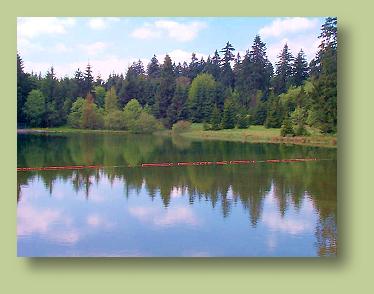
[170, 124, 337, 148]
[18, 124, 337, 148]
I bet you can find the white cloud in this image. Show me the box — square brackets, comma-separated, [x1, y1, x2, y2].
[78, 41, 110, 56]
[17, 17, 76, 55]
[154, 20, 207, 42]
[87, 17, 120, 30]
[259, 17, 319, 38]
[128, 206, 199, 227]
[131, 20, 207, 42]
[131, 26, 161, 40]
[17, 17, 76, 40]
[55, 42, 72, 53]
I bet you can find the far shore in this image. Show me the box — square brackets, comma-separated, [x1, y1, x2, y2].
[17, 124, 337, 148]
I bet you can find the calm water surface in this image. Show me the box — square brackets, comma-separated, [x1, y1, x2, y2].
[17, 133, 337, 257]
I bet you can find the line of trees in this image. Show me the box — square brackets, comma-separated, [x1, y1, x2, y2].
[17, 17, 337, 135]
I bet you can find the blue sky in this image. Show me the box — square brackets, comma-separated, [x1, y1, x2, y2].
[17, 17, 325, 79]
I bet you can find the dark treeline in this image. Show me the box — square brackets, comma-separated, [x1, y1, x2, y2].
[17, 17, 337, 134]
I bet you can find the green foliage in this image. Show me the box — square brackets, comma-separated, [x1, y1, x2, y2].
[94, 86, 106, 108]
[210, 105, 222, 130]
[252, 101, 267, 125]
[221, 99, 236, 129]
[121, 98, 160, 133]
[188, 73, 216, 122]
[291, 106, 308, 136]
[24, 90, 45, 127]
[273, 44, 294, 95]
[131, 111, 161, 133]
[202, 121, 211, 131]
[167, 76, 190, 128]
[123, 98, 142, 130]
[265, 95, 283, 128]
[237, 110, 250, 129]
[292, 49, 309, 86]
[67, 97, 85, 128]
[81, 93, 103, 129]
[17, 20, 336, 136]
[280, 117, 295, 137]
[308, 17, 337, 134]
[172, 120, 192, 133]
[156, 55, 176, 119]
[105, 86, 119, 113]
[105, 110, 126, 130]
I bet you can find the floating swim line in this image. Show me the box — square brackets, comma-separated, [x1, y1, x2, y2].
[17, 158, 327, 172]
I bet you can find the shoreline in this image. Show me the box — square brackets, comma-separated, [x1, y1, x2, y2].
[18, 125, 337, 148]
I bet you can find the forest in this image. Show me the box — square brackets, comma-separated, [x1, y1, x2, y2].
[17, 17, 337, 136]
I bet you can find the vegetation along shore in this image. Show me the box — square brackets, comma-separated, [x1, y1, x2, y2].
[17, 18, 337, 145]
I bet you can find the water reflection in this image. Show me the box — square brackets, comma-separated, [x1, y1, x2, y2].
[17, 133, 337, 257]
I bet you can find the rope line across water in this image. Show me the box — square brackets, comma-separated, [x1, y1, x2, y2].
[17, 158, 330, 172]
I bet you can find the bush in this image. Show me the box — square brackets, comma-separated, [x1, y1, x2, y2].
[123, 99, 142, 130]
[203, 121, 211, 131]
[295, 125, 309, 136]
[105, 110, 126, 130]
[67, 111, 82, 128]
[280, 117, 295, 137]
[131, 112, 161, 133]
[172, 120, 192, 133]
[237, 112, 250, 129]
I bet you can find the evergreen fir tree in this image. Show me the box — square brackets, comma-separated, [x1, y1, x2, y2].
[273, 43, 294, 94]
[221, 99, 236, 129]
[292, 49, 309, 86]
[210, 105, 222, 130]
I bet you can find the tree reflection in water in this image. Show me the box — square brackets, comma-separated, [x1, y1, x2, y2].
[17, 133, 337, 256]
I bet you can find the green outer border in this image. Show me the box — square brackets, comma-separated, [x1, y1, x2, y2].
[1, 1, 372, 293]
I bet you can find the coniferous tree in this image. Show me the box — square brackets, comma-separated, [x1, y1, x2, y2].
[265, 94, 283, 128]
[17, 53, 35, 125]
[156, 55, 176, 122]
[236, 35, 272, 108]
[210, 105, 222, 130]
[167, 76, 190, 127]
[147, 55, 161, 78]
[188, 73, 216, 122]
[74, 68, 85, 98]
[83, 63, 94, 95]
[221, 98, 236, 129]
[292, 49, 309, 86]
[220, 42, 235, 89]
[308, 17, 337, 133]
[273, 43, 294, 95]
[188, 53, 199, 80]
[280, 116, 295, 137]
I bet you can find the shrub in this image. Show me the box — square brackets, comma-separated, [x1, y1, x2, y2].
[172, 120, 192, 133]
[280, 117, 295, 137]
[237, 111, 251, 129]
[203, 121, 211, 131]
[131, 112, 161, 133]
[67, 111, 82, 128]
[105, 110, 126, 130]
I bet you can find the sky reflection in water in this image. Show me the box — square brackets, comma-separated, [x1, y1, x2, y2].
[17, 133, 337, 257]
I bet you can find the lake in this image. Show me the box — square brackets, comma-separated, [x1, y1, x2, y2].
[17, 133, 337, 257]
